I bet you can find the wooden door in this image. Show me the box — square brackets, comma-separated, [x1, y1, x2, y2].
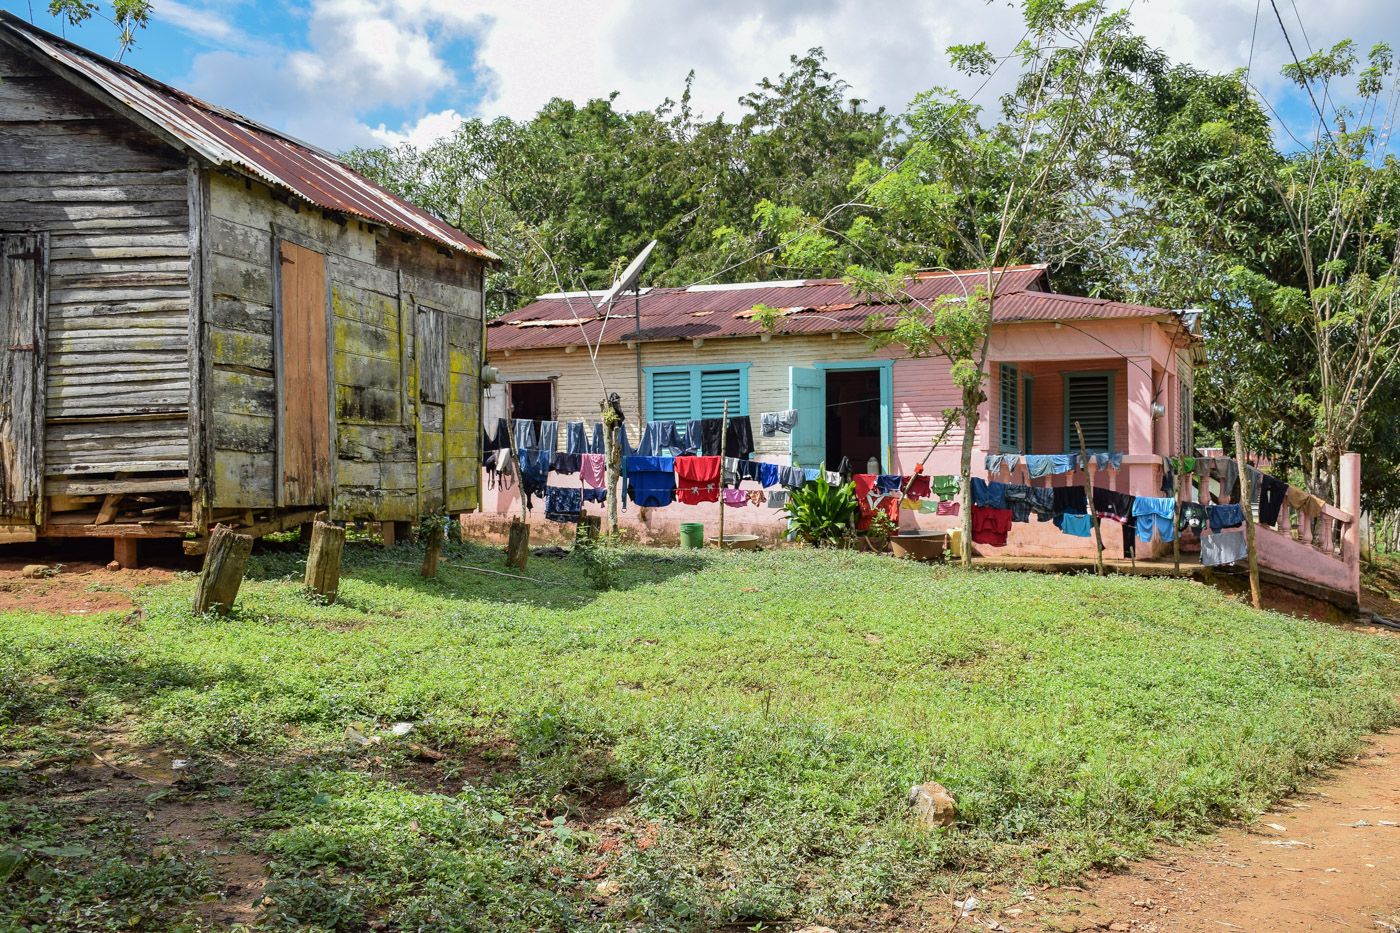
[278, 241, 330, 506]
[0, 234, 47, 524]
[788, 366, 824, 469]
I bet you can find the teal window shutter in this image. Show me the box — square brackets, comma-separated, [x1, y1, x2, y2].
[699, 369, 741, 418]
[650, 371, 693, 421]
[1063, 372, 1114, 451]
[998, 363, 1019, 450]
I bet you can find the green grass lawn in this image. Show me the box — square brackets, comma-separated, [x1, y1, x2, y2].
[1, 541, 1398, 931]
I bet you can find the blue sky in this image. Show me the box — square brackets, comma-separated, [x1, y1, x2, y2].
[1, 0, 1381, 154]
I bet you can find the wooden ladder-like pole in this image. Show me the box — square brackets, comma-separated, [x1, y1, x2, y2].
[1075, 422, 1106, 576]
[716, 399, 728, 549]
[1233, 421, 1262, 610]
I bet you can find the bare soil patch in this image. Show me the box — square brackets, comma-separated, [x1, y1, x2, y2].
[0, 557, 172, 614]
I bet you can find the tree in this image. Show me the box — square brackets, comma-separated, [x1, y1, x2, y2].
[840, 0, 1154, 565]
[46, 0, 150, 60]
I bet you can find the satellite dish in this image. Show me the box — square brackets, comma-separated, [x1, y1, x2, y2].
[595, 240, 656, 310]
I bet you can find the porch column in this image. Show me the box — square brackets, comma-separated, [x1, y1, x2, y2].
[1125, 357, 1159, 498]
[1127, 357, 1153, 456]
[1340, 451, 1361, 601]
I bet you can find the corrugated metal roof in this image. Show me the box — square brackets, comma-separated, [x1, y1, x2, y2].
[0, 13, 498, 262]
[488, 266, 1176, 351]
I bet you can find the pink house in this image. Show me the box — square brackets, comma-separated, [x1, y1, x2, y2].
[473, 266, 1361, 604]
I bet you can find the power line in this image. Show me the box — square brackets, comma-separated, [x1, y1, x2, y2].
[1269, 0, 1331, 138]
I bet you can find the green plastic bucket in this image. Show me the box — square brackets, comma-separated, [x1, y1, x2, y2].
[679, 522, 705, 549]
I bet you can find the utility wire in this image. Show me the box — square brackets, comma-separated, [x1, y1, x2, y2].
[1270, 0, 1332, 139]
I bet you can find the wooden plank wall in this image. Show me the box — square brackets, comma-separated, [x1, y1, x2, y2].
[205, 172, 483, 518]
[0, 44, 191, 478]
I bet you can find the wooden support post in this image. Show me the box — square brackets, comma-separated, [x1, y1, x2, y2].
[95, 494, 123, 526]
[1075, 422, 1105, 576]
[1233, 421, 1261, 610]
[505, 517, 530, 569]
[421, 520, 444, 578]
[192, 524, 253, 616]
[717, 399, 728, 549]
[575, 514, 602, 545]
[380, 522, 395, 548]
[305, 520, 345, 601]
[1171, 460, 1181, 574]
[112, 537, 139, 570]
[299, 521, 314, 543]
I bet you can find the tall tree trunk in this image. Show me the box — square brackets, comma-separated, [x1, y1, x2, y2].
[601, 398, 623, 538]
[959, 386, 979, 567]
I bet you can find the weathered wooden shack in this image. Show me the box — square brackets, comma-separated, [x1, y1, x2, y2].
[0, 13, 497, 566]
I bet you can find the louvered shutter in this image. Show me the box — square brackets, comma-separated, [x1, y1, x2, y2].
[650, 371, 693, 421]
[1065, 374, 1112, 450]
[699, 369, 741, 418]
[998, 363, 1019, 450]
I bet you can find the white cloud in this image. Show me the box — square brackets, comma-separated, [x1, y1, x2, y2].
[153, 0, 1400, 153]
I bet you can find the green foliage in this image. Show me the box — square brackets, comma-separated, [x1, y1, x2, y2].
[47, 0, 151, 60]
[782, 475, 858, 545]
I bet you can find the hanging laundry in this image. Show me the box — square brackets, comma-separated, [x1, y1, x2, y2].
[552, 452, 581, 475]
[905, 475, 932, 499]
[675, 456, 721, 504]
[482, 417, 510, 452]
[1178, 502, 1207, 535]
[1003, 484, 1033, 523]
[721, 457, 743, 487]
[779, 465, 806, 488]
[1051, 453, 1076, 475]
[853, 474, 900, 531]
[971, 506, 1013, 546]
[1025, 455, 1056, 479]
[1026, 486, 1056, 519]
[985, 454, 1008, 475]
[760, 409, 799, 437]
[1173, 456, 1196, 474]
[931, 475, 959, 501]
[580, 454, 607, 489]
[1131, 496, 1176, 543]
[936, 500, 960, 517]
[1257, 474, 1288, 527]
[1092, 486, 1135, 524]
[740, 460, 761, 482]
[875, 474, 903, 493]
[1206, 503, 1244, 533]
[512, 419, 537, 452]
[624, 456, 676, 507]
[1201, 530, 1248, 567]
[1053, 513, 1093, 537]
[766, 489, 788, 509]
[725, 416, 756, 460]
[1050, 485, 1087, 516]
[638, 421, 687, 457]
[1206, 457, 1239, 500]
[544, 487, 582, 523]
[971, 477, 1009, 509]
[564, 421, 588, 455]
[825, 470, 842, 486]
[589, 422, 605, 455]
[721, 488, 748, 508]
[1285, 484, 1324, 518]
[518, 449, 552, 506]
[758, 462, 781, 488]
[1159, 455, 1174, 494]
[581, 488, 606, 504]
[804, 468, 822, 484]
[746, 489, 766, 507]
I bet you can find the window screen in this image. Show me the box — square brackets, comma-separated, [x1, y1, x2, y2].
[699, 369, 742, 418]
[998, 363, 1019, 450]
[1065, 373, 1112, 450]
[649, 371, 692, 421]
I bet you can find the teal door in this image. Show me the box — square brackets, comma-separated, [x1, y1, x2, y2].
[789, 366, 825, 468]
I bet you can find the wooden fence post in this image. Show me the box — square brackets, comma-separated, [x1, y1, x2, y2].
[304, 520, 345, 600]
[1171, 461, 1181, 574]
[192, 523, 253, 616]
[1233, 421, 1261, 610]
[506, 517, 530, 569]
[421, 520, 444, 578]
[1074, 422, 1105, 576]
[716, 399, 728, 549]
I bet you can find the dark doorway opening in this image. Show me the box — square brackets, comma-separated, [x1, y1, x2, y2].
[825, 368, 881, 472]
[509, 381, 553, 428]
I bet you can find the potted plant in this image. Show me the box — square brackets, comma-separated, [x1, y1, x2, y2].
[861, 510, 897, 553]
[782, 472, 858, 547]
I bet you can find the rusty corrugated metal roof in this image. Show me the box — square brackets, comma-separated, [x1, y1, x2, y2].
[487, 266, 1175, 351]
[0, 13, 498, 261]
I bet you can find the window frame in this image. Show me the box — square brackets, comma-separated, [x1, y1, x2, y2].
[1060, 369, 1116, 453]
[643, 363, 751, 422]
[998, 362, 1020, 452]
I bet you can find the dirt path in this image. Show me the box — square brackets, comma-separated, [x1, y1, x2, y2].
[977, 730, 1400, 933]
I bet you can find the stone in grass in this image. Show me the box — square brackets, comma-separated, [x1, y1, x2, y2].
[907, 781, 957, 829]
